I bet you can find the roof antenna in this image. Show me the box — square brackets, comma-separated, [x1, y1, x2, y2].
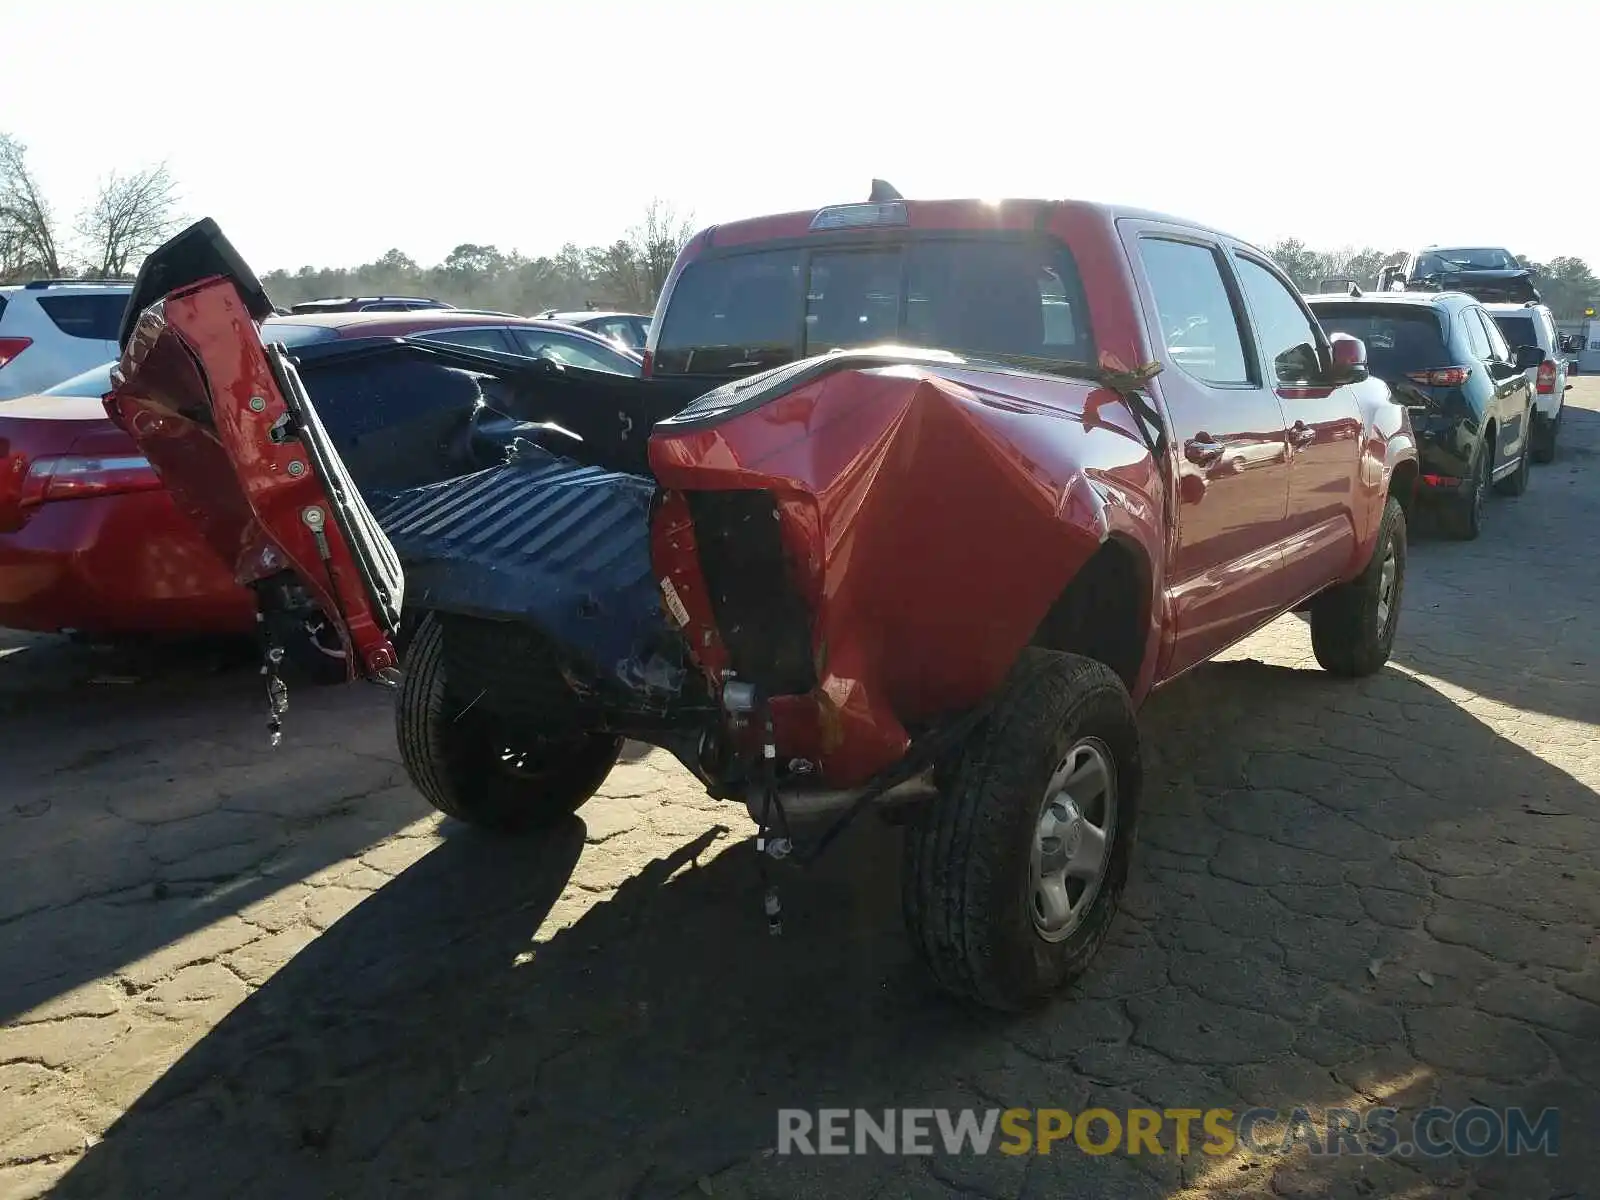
[869, 179, 902, 203]
[1348, 281, 1363, 297]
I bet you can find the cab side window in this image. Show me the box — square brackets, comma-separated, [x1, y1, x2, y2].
[1138, 238, 1252, 386]
[1235, 256, 1323, 385]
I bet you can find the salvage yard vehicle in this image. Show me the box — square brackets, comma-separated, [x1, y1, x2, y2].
[107, 201, 1416, 1011]
[1377, 245, 1540, 304]
[0, 280, 133, 400]
[1487, 301, 1571, 462]
[1309, 290, 1538, 540]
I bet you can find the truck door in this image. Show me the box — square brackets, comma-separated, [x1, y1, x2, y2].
[1230, 250, 1364, 600]
[1122, 224, 1292, 677]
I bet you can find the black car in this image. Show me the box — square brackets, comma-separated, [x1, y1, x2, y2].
[1376, 246, 1540, 305]
[1309, 291, 1541, 540]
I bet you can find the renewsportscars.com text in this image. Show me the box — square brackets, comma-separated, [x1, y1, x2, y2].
[777, 1106, 1559, 1159]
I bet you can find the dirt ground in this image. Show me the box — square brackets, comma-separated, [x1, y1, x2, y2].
[2, 382, 1598, 1199]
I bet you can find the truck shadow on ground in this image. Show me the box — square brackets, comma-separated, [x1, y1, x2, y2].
[49, 653, 1600, 1200]
[0, 641, 421, 1025]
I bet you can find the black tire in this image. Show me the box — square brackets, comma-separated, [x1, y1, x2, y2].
[1532, 408, 1560, 464]
[1494, 417, 1531, 497]
[396, 613, 622, 833]
[902, 650, 1142, 1012]
[1438, 439, 1487, 541]
[1310, 495, 1406, 678]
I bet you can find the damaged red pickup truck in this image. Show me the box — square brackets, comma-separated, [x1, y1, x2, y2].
[107, 196, 1416, 1011]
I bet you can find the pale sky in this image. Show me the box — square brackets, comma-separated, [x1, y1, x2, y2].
[3, 0, 1595, 274]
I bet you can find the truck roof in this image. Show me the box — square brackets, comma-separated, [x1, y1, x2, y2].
[695, 196, 1262, 256]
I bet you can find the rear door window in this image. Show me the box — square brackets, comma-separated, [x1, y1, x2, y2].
[1138, 238, 1252, 386]
[36, 294, 129, 341]
[653, 237, 1093, 376]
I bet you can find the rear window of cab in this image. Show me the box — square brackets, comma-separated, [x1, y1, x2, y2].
[653, 236, 1095, 377]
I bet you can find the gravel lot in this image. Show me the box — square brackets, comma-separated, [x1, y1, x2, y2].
[3, 381, 1598, 1199]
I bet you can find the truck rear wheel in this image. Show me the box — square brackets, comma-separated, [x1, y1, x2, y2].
[396, 613, 622, 833]
[1310, 495, 1406, 678]
[902, 650, 1142, 1012]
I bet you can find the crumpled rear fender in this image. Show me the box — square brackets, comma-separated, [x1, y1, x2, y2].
[649, 364, 1163, 786]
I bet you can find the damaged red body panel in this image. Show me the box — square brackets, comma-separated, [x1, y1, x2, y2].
[107, 283, 398, 678]
[649, 364, 1164, 785]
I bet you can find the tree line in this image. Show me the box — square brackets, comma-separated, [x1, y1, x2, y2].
[258, 200, 695, 316]
[7, 131, 1596, 320]
[1267, 239, 1600, 320]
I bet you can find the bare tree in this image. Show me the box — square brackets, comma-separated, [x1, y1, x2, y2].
[630, 199, 695, 305]
[0, 133, 63, 280]
[593, 199, 697, 310]
[76, 164, 180, 279]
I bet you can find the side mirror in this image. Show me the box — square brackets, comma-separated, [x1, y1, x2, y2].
[1325, 333, 1369, 384]
[1513, 344, 1544, 371]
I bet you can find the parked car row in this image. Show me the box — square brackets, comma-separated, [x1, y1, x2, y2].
[1308, 240, 1586, 539]
[1305, 288, 1561, 539]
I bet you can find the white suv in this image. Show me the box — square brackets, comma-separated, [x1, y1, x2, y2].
[1487, 300, 1570, 463]
[0, 280, 132, 400]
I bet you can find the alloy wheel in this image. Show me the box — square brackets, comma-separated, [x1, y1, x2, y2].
[1030, 738, 1118, 943]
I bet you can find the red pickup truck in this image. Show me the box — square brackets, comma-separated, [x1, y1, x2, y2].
[107, 198, 1416, 1011]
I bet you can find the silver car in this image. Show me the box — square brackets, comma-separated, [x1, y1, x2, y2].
[1487, 301, 1570, 463]
[0, 280, 132, 400]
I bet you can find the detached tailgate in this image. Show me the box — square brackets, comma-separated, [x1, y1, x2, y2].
[106, 219, 402, 679]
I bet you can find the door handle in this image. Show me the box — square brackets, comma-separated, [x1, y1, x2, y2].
[1289, 421, 1316, 448]
[1184, 436, 1225, 466]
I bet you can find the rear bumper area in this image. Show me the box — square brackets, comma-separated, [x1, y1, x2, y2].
[0, 492, 255, 635]
[1407, 418, 1475, 489]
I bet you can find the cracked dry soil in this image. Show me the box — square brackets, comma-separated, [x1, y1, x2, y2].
[2, 385, 1598, 1200]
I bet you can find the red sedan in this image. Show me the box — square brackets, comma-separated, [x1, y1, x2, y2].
[0, 311, 642, 640]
